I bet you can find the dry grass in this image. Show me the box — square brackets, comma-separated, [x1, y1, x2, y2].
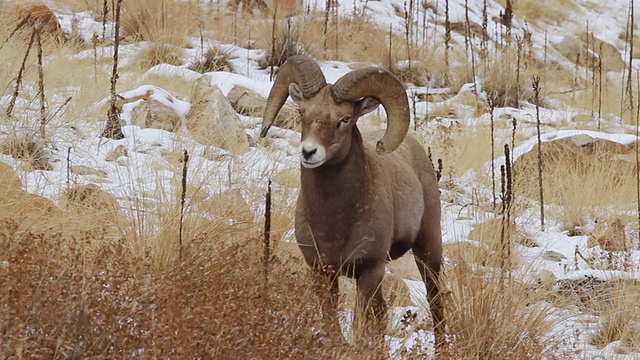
[495, 0, 584, 26]
[444, 263, 562, 359]
[513, 139, 637, 224]
[1, 1, 639, 358]
[189, 46, 236, 73]
[590, 281, 640, 354]
[0, 192, 386, 358]
[129, 42, 185, 71]
[120, 0, 201, 45]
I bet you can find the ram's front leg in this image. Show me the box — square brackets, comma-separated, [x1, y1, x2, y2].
[312, 268, 342, 342]
[354, 263, 388, 351]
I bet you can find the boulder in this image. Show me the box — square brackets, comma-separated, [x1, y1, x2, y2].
[0, 161, 22, 199]
[0, 162, 62, 224]
[513, 133, 636, 205]
[587, 219, 627, 252]
[130, 98, 182, 132]
[105, 145, 128, 162]
[187, 76, 249, 154]
[226, 85, 300, 130]
[11, 4, 66, 42]
[62, 184, 121, 224]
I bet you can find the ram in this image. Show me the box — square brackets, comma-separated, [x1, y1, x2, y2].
[260, 55, 444, 349]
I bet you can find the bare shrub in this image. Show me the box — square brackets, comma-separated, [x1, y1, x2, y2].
[258, 21, 308, 70]
[0, 135, 51, 170]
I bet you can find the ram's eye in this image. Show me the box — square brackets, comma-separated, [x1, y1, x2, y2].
[337, 116, 351, 128]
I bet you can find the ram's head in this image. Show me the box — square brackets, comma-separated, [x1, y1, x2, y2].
[260, 55, 410, 168]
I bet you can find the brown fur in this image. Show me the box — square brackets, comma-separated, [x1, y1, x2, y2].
[291, 86, 445, 350]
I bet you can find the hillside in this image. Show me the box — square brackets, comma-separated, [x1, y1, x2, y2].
[1, 0, 639, 358]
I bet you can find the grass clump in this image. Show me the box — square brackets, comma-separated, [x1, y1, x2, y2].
[120, 0, 199, 45]
[0, 135, 51, 171]
[445, 264, 561, 359]
[188, 47, 235, 73]
[258, 20, 308, 70]
[131, 42, 184, 70]
[590, 282, 640, 354]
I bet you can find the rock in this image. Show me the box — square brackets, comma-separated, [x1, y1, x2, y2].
[0, 162, 62, 225]
[0, 161, 22, 198]
[226, 85, 300, 130]
[540, 250, 567, 262]
[272, 168, 300, 188]
[468, 218, 517, 249]
[105, 145, 128, 162]
[62, 184, 121, 223]
[588, 219, 627, 252]
[198, 188, 252, 224]
[130, 98, 182, 132]
[187, 76, 249, 154]
[71, 165, 108, 178]
[11, 4, 66, 42]
[535, 269, 557, 290]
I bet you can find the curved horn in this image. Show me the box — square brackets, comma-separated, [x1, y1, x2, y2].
[260, 55, 327, 137]
[331, 68, 409, 154]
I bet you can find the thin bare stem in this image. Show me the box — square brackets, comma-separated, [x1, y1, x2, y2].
[532, 76, 545, 230]
[264, 179, 272, 288]
[489, 100, 496, 211]
[6, 29, 36, 120]
[179, 150, 189, 261]
[35, 26, 46, 140]
[102, 0, 124, 139]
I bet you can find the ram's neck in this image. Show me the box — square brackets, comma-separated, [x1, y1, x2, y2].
[299, 128, 370, 213]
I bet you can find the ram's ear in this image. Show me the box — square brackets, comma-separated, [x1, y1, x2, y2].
[289, 83, 304, 103]
[354, 97, 380, 117]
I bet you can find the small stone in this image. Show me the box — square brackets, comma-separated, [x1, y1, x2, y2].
[71, 165, 108, 178]
[540, 250, 567, 262]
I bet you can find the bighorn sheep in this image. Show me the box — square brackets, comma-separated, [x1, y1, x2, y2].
[260, 55, 444, 348]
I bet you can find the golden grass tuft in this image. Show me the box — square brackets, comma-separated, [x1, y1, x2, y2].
[120, 0, 200, 45]
[590, 281, 640, 353]
[513, 138, 637, 224]
[188, 46, 235, 73]
[494, 0, 584, 26]
[445, 264, 562, 359]
[0, 135, 52, 170]
[130, 42, 185, 71]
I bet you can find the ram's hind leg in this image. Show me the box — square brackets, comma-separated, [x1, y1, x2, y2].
[413, 225, 445, 353]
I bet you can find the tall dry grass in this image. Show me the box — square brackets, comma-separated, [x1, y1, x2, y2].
[444, 264, 562, 359]
[0, 202, 374, 358]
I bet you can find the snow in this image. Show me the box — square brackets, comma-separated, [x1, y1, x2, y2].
[3, 0, 640, 357]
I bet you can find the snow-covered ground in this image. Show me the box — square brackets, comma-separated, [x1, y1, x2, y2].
[1, 0, 639, 358]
